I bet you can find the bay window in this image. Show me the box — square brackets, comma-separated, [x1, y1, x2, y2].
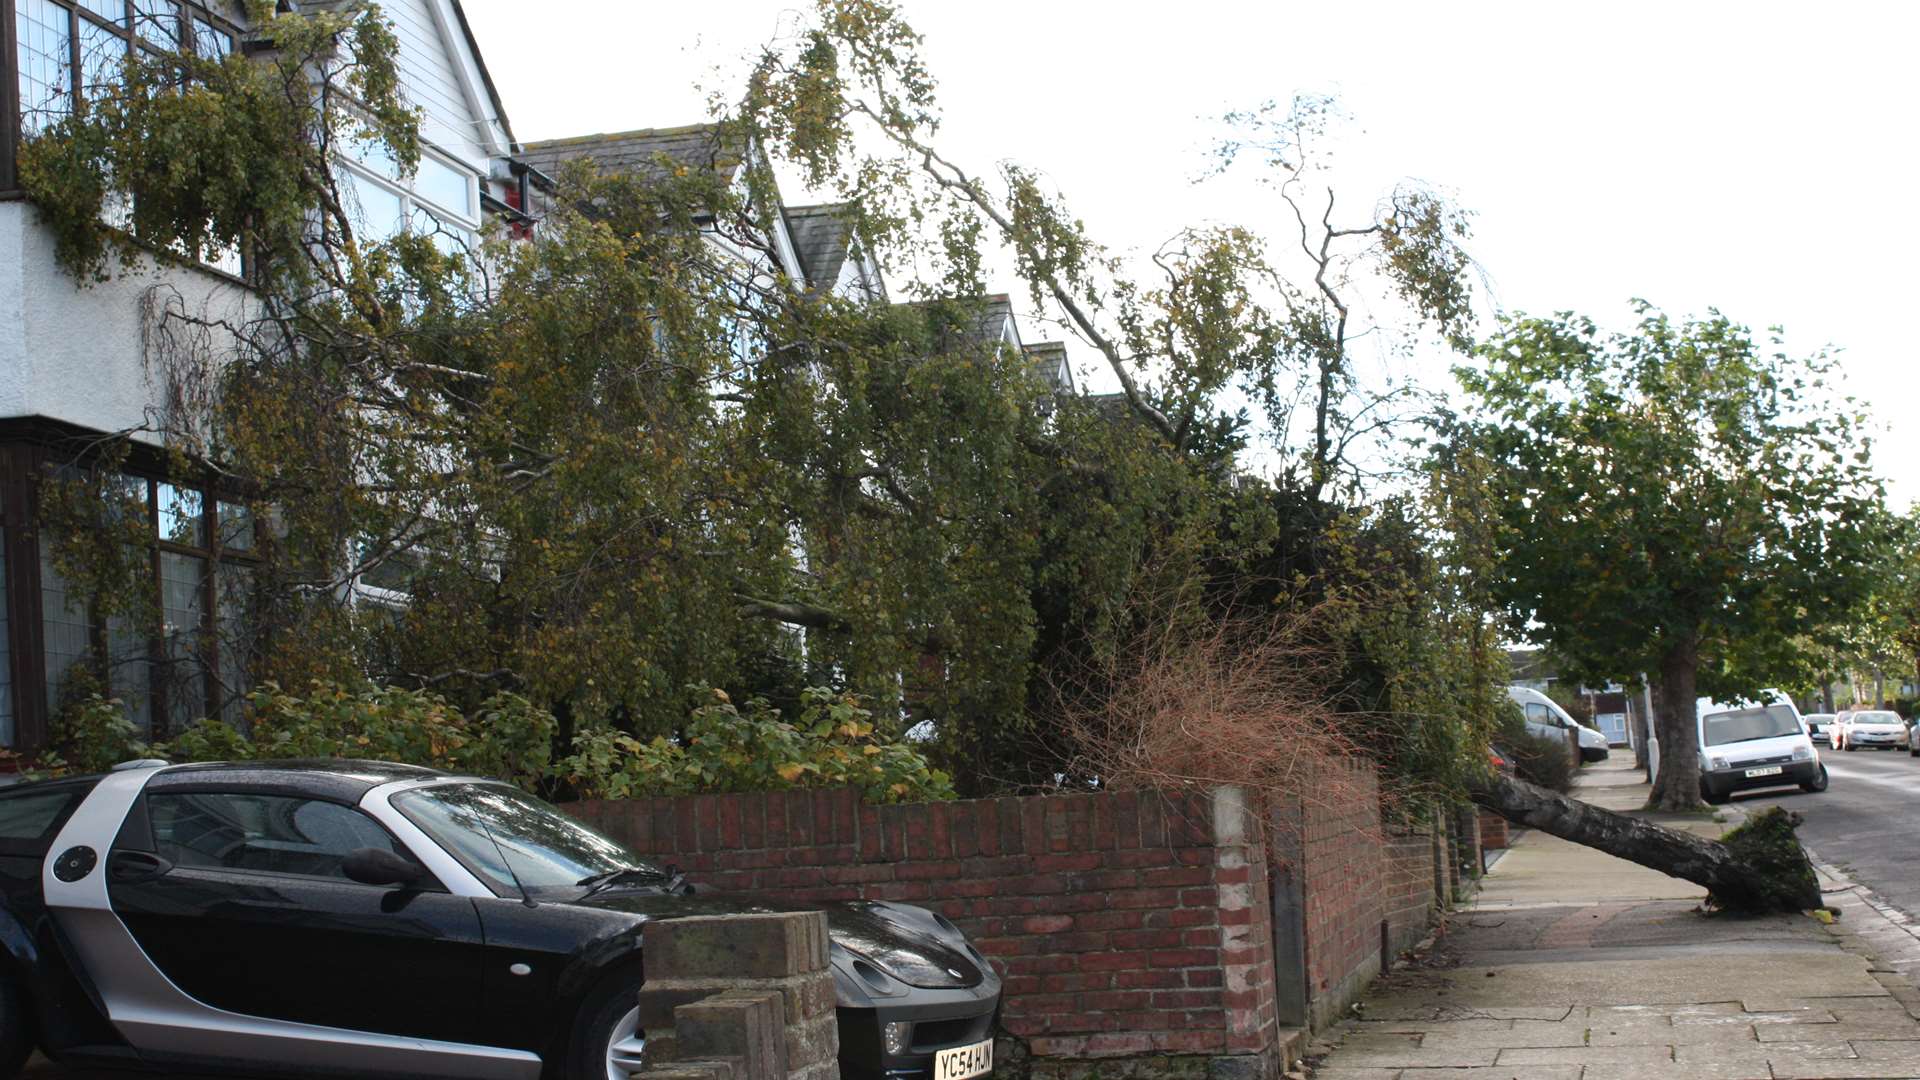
[38, 471, 259, 742]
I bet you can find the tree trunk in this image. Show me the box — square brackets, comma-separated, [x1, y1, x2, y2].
[1822, 680, 1835, 715]
[1649, 641, 1701, 811]
[1472, 772, 1823, 914]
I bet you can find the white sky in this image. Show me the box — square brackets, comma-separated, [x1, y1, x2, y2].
[460, 0, 1920, 507]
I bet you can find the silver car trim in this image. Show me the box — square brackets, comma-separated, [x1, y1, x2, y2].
[44, 765, 541, 1080]
[360, 778, 496, 898]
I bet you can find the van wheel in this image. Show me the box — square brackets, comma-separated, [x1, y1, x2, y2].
[1700, 781, 1729, 805]
[1801, 764, 1829, 793]
[1846, 743, 1857, 751]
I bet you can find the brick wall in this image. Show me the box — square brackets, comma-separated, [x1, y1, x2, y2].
[1382, 820, 1440, 960]
[565, 777, 1457, 1079]
[1291, 764, 1384, 1031]
[566, 786, 1283, 1078]
[1477, 810, 1510, 851]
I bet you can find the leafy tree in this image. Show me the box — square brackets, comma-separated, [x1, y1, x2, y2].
[15, 0, 1506, 801]
[1449, 303, 1885, 810]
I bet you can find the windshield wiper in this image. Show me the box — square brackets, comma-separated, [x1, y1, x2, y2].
[577, 866, 673, 898]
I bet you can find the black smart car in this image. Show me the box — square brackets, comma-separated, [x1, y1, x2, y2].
[0, 760, 999, 1080]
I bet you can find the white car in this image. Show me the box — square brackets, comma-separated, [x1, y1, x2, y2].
[1834, 709, 1910, 752]
[1696, 692, 1827, 804]
[1802, 712, 1836, 746]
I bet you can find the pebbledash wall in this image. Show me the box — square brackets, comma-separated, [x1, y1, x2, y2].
[564, 780, 1478, 1080]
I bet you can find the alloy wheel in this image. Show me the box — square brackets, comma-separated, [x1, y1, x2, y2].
[606, 1005, 646, 1080]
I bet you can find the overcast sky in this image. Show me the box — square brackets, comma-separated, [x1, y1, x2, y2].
[461, 1, 1920, 507]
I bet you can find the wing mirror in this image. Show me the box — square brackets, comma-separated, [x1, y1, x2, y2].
[343, 847, 427, 888]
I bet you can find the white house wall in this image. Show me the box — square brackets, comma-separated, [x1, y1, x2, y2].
[384, 0, 509, 170]
[0, 201, 252, 443]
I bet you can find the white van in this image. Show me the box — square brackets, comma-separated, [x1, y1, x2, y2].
[1695, 692, 1827, 804]
[1505, 686, 1609, 764]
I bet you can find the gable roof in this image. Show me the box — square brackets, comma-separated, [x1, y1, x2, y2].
[517, 124, 744, 186]
[784, 203, 855, 296]
[1023, 341, 1075, 394]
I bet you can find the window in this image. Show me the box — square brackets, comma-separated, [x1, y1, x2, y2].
[40, 472, 260, 741]
[0, 784, 84, 851]
[334, 125, 481, 253]
[7, 0, 239, 253]
[11, 0, 234, 121]
[149, 791, 418, 882]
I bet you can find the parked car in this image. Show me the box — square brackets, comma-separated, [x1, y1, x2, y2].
[0, 760, 1001, 1080]
[1504, 687, 1589, 765]
[1833, 709, 1910, 752]
[1572, 721, 1611, 763]
[1802, 712, 1836, 746]
[1696, 693, 1828, 804]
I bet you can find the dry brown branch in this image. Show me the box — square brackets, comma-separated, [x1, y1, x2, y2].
[1049, 594, 1395, 853]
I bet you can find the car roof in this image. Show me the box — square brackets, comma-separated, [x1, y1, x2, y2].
[146, 760, 449, 803]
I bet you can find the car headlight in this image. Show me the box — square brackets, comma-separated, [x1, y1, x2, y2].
[883, 1021, 912, 1056]
[1709, 757, 1729, 771]
[1792, 746, 1811, 761]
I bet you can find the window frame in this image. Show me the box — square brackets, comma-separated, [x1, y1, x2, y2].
[34, 466, 263, 743]
[333, 141, 483, 251]
[2, 0, 20, 194]
[4, 0, 240, 229]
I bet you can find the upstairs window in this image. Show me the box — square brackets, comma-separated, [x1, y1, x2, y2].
[12, 0, 236, 131]
[9, 0, 241, 267]
[335, 123, 482, 255]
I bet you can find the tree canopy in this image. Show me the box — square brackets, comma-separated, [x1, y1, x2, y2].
[1447, 303, 1886, 809]
[15, 0, 1512, 802]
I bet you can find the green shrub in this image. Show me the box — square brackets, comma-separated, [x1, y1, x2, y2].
[555, 687, 955, 804]
[1493, 708, 1577, 794]
[32, 681, 952, 805]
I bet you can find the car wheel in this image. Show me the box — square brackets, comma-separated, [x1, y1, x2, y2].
[1846, 742, 1857, 751]
[0, 965, 34, 1079]
[567, 969, 647, 1080]
[1801, 764, 1829, 793]
[1700, 781, 1728, 805]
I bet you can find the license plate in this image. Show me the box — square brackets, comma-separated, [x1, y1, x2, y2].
[1745, 766, 1783, 778]
[935, 1039, 994, 1080]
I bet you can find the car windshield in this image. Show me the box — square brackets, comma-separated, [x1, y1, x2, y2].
[1702, 706, 1802, 746]
[393, 783, 662, 897]
[1852, 712, 1902, 726]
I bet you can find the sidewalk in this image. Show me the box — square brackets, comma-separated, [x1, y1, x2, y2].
[1306, 756, 1920, 1079]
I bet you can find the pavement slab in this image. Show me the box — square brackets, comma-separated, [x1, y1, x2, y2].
[1307, 756, 1920, 1080]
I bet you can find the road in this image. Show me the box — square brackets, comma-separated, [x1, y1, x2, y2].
[1733, 744, 1920, 919]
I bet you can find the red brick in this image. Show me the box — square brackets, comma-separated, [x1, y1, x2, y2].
[1023, 914, 1074, 934]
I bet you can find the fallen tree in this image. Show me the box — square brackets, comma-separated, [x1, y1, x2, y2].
[1473, 772, 1824, 915]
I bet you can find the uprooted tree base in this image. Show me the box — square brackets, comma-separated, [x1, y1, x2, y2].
[1472, 773, 1824, 915]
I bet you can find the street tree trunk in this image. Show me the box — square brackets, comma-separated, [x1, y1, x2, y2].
[1472, 772, 1823, 914]
[1649, 641, 1701, 811]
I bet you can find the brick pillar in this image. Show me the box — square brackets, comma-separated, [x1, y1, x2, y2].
[636, 911, 840, 1080]
[1476, 810, 1510, 851]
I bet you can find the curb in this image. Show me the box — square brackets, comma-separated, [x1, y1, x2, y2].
[1801, 843, 1920, 1022]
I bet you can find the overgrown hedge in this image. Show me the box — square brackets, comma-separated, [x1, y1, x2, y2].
[31, 681, 956, 804]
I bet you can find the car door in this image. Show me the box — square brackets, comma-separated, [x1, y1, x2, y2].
[105, 788, 489, 1045]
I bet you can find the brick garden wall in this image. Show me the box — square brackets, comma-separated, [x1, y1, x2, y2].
[565, 778, 1458, 1080]
[1383, 822, 1442, 960]
[566, 786, 1284, 1078]
[1292, 765, 1385, 1031]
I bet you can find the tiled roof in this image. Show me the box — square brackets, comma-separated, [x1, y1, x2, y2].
[784, 203, 854, 296]
[517, 124, 744, 185]
[1024, 341, 1074, 393]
